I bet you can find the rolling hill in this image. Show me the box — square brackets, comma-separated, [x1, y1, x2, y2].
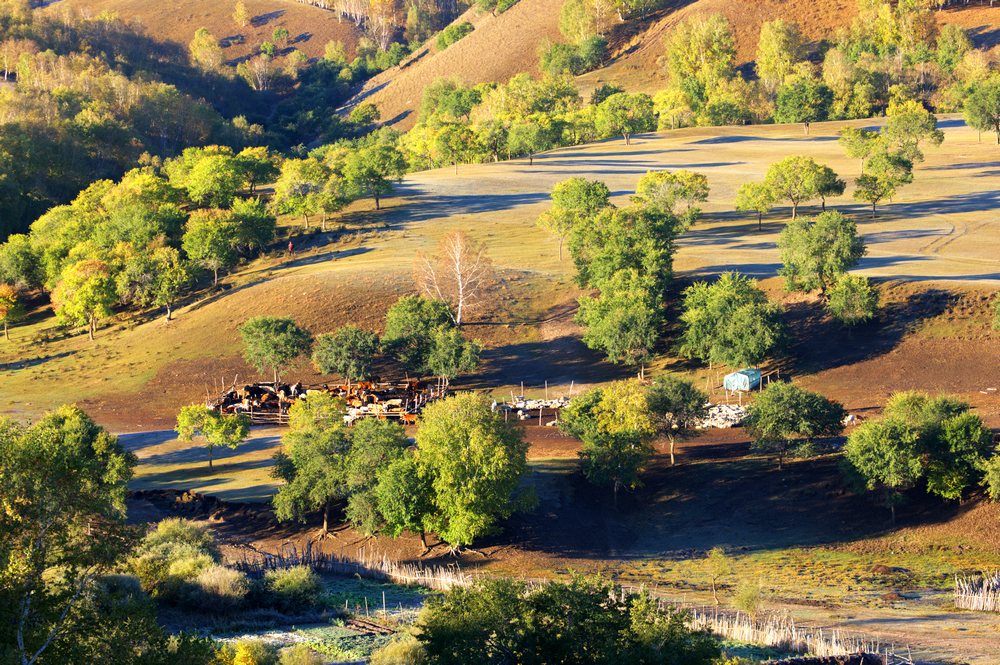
[45, 0, 364, 62]
[347, 0, 1000, 130]
[2, 117, 999, 432]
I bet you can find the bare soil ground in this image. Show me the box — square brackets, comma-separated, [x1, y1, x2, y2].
[48, 0, 362, 62]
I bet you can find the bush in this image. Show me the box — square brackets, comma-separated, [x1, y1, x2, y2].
[265, 566, 323, 611]
[993, 297, 1000, 332]
[278, 644, 324, 665]
[216, 639, 279, 665]
[141, 518, 219, 558]
[370, 636, 427, 665]
[436, 22, 474, 50]
[186, 564, 250, 612]
[576, 35, 608, 71]
[733, 579, 764, 617]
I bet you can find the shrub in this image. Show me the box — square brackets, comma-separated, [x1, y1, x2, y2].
[436, 22, 474, 50]
[186, 564, 250, 612]
[278, 644, 324, 665]
[370, 636, 427, 665]
[216, 639, 278, 665]
[141, 518, 219, 557]
[265, 566, 323, 611]
[733, 579, 764, 617]
[993, 297, 1000, 332]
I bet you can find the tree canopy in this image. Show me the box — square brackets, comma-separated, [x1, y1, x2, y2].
[745, 382, 845, 468]
[778, 211, 866, 294]
[239, 316, 313, 385]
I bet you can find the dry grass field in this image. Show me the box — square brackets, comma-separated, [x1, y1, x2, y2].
[1, 115, 999, 431]
[46, 0, 363, 62]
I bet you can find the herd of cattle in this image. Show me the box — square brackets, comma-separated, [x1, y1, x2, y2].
[208, 380, 445, 425]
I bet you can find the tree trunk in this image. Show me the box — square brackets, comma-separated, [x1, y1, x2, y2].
[669, 435, 676, 466]
[712, 580, 719, 605]
[558, 236, 564, 261]
[323, 502, 330, 535]
[821, 197, 826, 211]
[165, 304, 173, 322]
[273, 366, 279, 387]
[871, 202, 877, 219]
[528, 154, 533, 166]
[208, 445, 213, 469]
[213, 268, 219, 286]
[758, 212, 762, 230]
[791, 202, 797, 219]
[623, 133, 631, 146]
[3, 321, 7, 340]
[374, 193, 381, 210]
[419, 531, 428, 549]
[454, 161, 458, 175]
[302, 214, 309, 230]
[88, 315, 95, 341]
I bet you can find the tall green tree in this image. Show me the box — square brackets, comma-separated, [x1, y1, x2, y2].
[506, 121, 552, 165]
[343, 143, 407, 210]
[426, 327, 481, 386]
[646, 376, 708, 466]
[537, 177, 611, 260]
[182, 210, 238, 286]
[52, 259, 117, 340]
[239, 316, 313, 385]
[312, 326, 380, 384]
[594, 92, 656, 145]
[826, 273, 879, 326]
[150, 247, 190, 321]
[677, 272, 785, 368]
[838, 127, 880, 173]
[414, 393, 529, 549]
[343, 418, 409, 536]
[755, 19, 803, 93]
[272, 393, 350, 535]
[375, 453, 436, 551]
[853, 149, 913, 218]
[882, 99, 944, 163]
[175, 404, 250, 468]
[576, 269, 662, 367]
[844, 418, 924, 522]
[964, 75, 1000, 144]
[735, 181, 776, 230]
[632, 170, 709, 224]
[271, 158, 330, 229]
[561, 381, 657, 501]
[382, 295, 454, 375]
[778, 210, 866, 295]
[775, 75, 833, 131]
[0, 406, 136, 665]
[763, 156, 830, 219]
[745, 382, 845, 469]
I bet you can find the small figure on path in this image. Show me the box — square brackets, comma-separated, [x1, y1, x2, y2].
[288, 240, 294, 257]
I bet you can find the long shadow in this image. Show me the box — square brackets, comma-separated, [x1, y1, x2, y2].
[787, 287, 958, 376]
[120, 429, 177, 452]
[966, 25, 1000, 50]
[879, 190, 1000, 218]
[469, 335, 634, 387]
[386, 190, 551, 224]
[137, 433, 281, 467]
[528, 159, 745, 171]
[925, 160, 1000, 171]
[688, 135, 838, 145]
[0, 350, 76, 372]
[251, 10, 285, 27]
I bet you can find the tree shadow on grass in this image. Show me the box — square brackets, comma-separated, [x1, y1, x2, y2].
[783, 287, 959, 377]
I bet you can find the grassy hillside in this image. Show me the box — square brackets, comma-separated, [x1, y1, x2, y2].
[351, 0, 1000, 130]
[48, 0, 363, 61]
[2, 116, 999, 431]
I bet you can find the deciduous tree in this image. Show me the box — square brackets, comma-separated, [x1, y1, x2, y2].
[734, 181, 776, 230]
[745, 382, 845, 469]
[312, 325, 380, 384]
[414, 393, 529, 549]
[52, 259, 117, 340]
[0, 282, 23, 339]
[778, 210, 866, 295]
[646, 376, 708, 465]
[763, 156, 830, 219]
[382, 295, 454, 375]
[239, 316, 313, 385]
[594, 92, 656, 145]
[853, 149, 913, 218]
[537, 177, 611, 260]
[826, 273, 879, 326]
[175, 404, 250, 468]
[416, 230, 494, 326]
[964, 74, 1000, 144]
[182, 210, 238, 286]
[342, 143, 407, 210]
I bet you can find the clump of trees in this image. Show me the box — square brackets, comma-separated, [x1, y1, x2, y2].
[410, 576, 721, 665]
[0, 405, 219, 664]
[175, 404, 251, 468]
[271, 392, 530, 552]
[844, 391, 995, 521]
